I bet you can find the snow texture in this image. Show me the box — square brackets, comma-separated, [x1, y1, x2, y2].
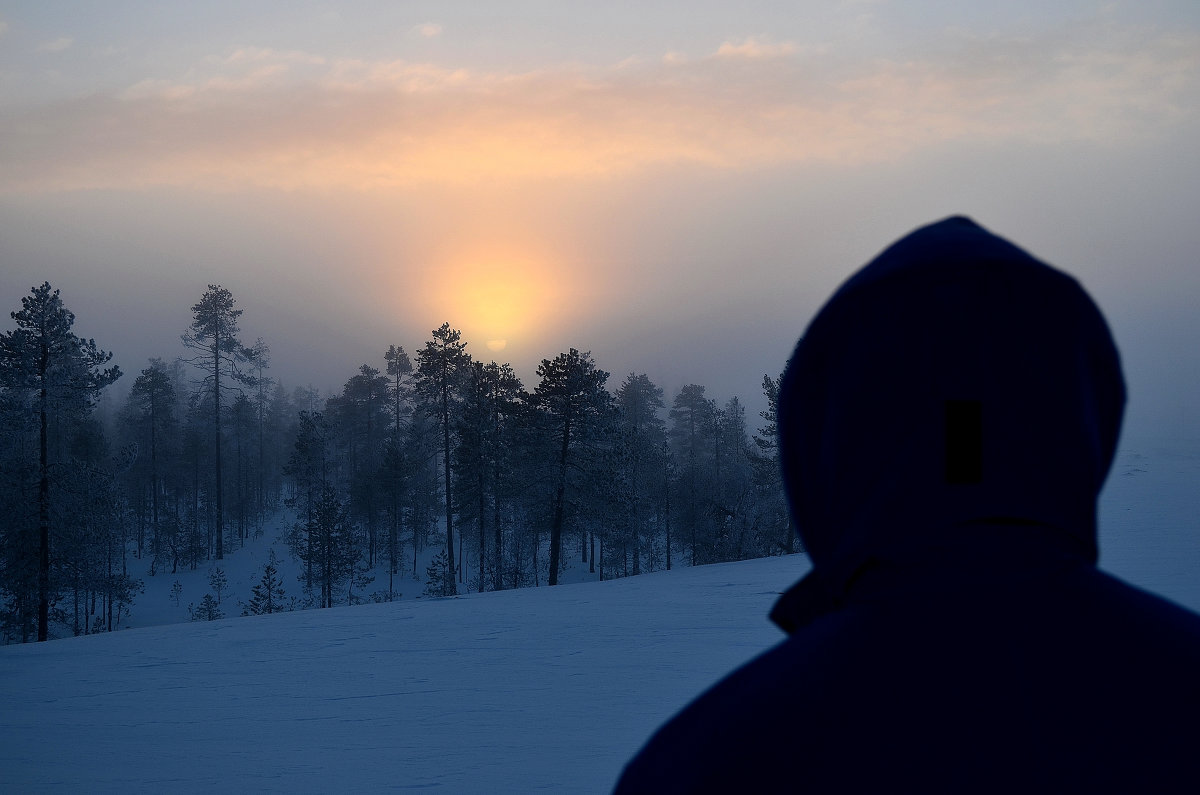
[1, 442, 1198, 792]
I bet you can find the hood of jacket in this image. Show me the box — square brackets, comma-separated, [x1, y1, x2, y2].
[771, 216, 1125, 632]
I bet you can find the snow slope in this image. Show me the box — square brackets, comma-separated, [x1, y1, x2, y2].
[2, 440, 1197, 792]
[1, 554, 806, 793]
[1098, 441, 1200, 609]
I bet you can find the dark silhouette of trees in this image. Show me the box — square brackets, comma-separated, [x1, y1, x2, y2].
[532, 349, 614, 586]
[303, 485, 361, 609]
[669, 384, 714, 566]
[614, 373, 667, 577]
[126, 359, 177, 564]
[456, 360, 525, 591]
[181, 285, 255, 561]
[243, 552, 289, 615]
[0, 282, 121, 641]
[416, 323, 470, 596]
[284, 410, 329, 591]
[0, 276, 797, 638]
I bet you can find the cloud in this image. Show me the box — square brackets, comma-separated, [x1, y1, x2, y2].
[715, 37, 798, 59]
[1, 25, 1196, 194]
[414, 22, 443, 39]
[38, 36, 74, 53]
[0, 17, 8, 37]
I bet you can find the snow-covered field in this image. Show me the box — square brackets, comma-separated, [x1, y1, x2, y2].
[2, 554, 802, 792]
[2, 440, 1198, 793]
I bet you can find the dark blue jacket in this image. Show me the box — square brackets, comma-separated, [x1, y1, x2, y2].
[616, 217, 1200, 792]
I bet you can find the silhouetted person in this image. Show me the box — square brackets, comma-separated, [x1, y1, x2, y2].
[616, 216, 1200, 792]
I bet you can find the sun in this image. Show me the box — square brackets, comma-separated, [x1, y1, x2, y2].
[423, 246, 565, 357]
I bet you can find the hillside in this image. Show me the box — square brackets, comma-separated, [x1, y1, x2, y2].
[1, 553, 805, 793]
[2, 442, 1198, 792]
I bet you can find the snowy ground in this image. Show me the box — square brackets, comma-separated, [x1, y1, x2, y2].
[1097, 440, 1200, 609]
[2, 554, 801, 792]
[1, 439, 1197, 792]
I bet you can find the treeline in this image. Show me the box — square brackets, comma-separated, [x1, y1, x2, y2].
[0, 282, 791, 643]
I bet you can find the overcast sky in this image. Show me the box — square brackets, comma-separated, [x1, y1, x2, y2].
[1, 1, 1197, 441]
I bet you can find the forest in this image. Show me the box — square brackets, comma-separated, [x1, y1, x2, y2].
[0, 282, 792, 643]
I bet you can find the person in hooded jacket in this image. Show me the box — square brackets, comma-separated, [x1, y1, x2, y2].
[615, 216, 1200, 793]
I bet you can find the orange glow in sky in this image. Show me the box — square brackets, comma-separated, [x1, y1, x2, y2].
[419, 245, 570, 358]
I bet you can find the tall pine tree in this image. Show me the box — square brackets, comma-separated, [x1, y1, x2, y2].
[532, 349, 614, 586]
[181, 285, 255, 560]
[415, 324, 470, 596]
[0, 283, 121, 641]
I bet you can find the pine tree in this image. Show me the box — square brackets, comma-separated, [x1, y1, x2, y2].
[456, 360, 525, 592]
[383, 344, 413, 595]
[615, 373, 667, 576]
[0, 282, 121, 641]
[415, 323, 470, 596]
[126, 359, 177, 565]
[752, 372, 793, 554]
[532, 349, 615, 586]
[181, 285, 255, 560]
[669, 384, 715, 566]
[283, 410, 328, 589]
[243, 552, 288, 615]
[300, 485, 361, 609]
[248, 338, 272, 527]
[189, 593, 223, 621]
[329, 364, 390, 566]
[208, 565, 228, 604]
[423, 547, 454, 598]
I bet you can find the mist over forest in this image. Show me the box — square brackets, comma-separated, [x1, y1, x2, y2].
[1, 0, 1197, 654]
[0, 280, 791, 643]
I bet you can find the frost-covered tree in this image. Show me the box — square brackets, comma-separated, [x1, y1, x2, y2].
[0, 282, 121, 641]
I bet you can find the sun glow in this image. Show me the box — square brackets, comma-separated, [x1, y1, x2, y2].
[423, 247, 567, 359]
